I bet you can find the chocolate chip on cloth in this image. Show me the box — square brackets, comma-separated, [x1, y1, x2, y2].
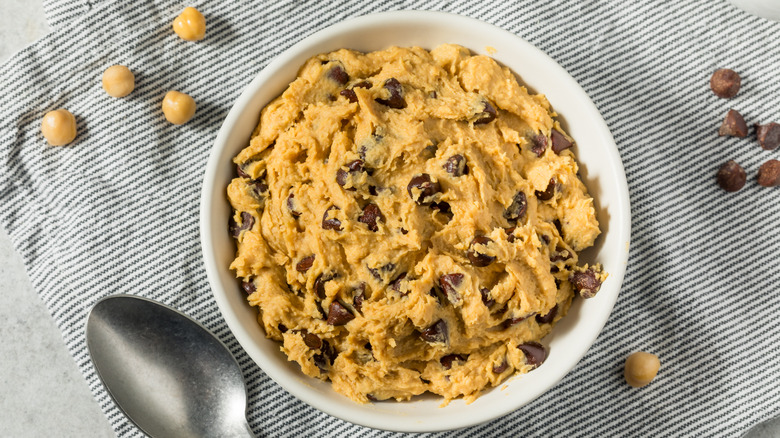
[228, 45, 604, 404]
[718, 109, 748, 137]
[710, 68, 741, 98]
[755, 122, 780, 151]
[716, 160, 746, 192]
[757, 160, 780, 187]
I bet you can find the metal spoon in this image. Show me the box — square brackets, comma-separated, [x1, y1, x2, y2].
[86, 294, 254, 438]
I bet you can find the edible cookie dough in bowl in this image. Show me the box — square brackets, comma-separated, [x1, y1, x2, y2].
[201, 11, 630, 433]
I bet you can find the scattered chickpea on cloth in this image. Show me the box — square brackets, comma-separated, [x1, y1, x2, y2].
[102, 65, 135, 98]
[162, 91, 197, 125]
[173, 7, 206, 41]
[624, 351, 660, 388]
[41, 109, 77, 146]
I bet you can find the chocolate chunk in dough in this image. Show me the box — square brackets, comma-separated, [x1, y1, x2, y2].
[419, 319, 448, 344]
[352, 284, 366, 312]
[440, 354, 466, 370]
[756, 123, 780, 150]
[535, 304, 558, 324]
[710, 68, 741, 98]
[241, 280, 256, 295]
[296, 255, 315, 272]
[718, 109, 748, 137]
[229, 211, 254, 238]
[236, 163, 250, 178]
[287, 194, 302, 218]
[551, 129, 572, 153]
[328, 65, 349, 85]
[389, 272, 408, 295]
[439, 273, 465, 304]
[339, 89, 357, 103]
[375, 78, 406, 109]
[716, 160, 746, 192]
[492, 360, 508, 374]
[321, 206, 342, 230]
[327, 301, 355, 326]
[504, 192, 527, 222]
[468, 236, 496, 267]
[570, 268, 604, 298]
[444, 154, 468, 176]
[407, 173, 441, 205]
[473, 99, 497, 125]
[757, 159, 780, 187]
[531, 134, 547, 157]
[480, 287, 495, 307]
[502, 314, 530, 329]
[302, 330, 322, 349]
[358, 203, 383, 232]
[535, 178, 556, 201]
[518, 342, 547, 368]
[336, 159, 365, 189]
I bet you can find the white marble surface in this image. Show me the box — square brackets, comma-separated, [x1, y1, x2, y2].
[0, 2, 777, 437]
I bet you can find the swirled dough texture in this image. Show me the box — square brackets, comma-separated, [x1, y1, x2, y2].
[228, 45, 607, 404]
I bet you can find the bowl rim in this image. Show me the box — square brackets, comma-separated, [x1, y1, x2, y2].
[200, 9, 631, 433]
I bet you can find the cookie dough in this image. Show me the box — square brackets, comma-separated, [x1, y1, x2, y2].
[228, 45, 607, 404]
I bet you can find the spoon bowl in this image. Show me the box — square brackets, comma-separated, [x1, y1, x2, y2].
[86, 294, 254, 437]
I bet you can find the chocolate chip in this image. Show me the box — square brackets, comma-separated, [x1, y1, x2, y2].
[358, 203, 383, 231]
[468, 236, 496, 267]
[756, 122, 780, 150]
[352, 283, 366, 312]
[419, 319, 448, 344]
[550, 248, 572, 262]
[535, 178, 556, 201]
[368, 263, 395, 281]
[504, 192, 527, 222]
[366, 394, 378, 402]
[302, 331, 322, 349]
[375, 78, 406, 109]
[440, 354, 466, 370]
[502, 314, 530, 329]
[390, 272, 408, 295]
[492, 360, 508, 374]
[407, 173, 441, 205]
[241, 280, 256, 294]
[570, 268, 603, 298]
[718, 109, 748, 137]
[313, 339, 337, 373]
[287, 194, 302, 218]
[339, 89, 357, 103]
[531, 135, 547, 157]
[296, 255, 315, 272]
[710, 68, 741, 98]
[249, 180, 268, 199]
[328, 65, 349, 85]
[322, 206, 342, 231]
[278, 323, 288, 333]
[327, 301, 355, 326]
[236, 163, 250, 178]
[354, 80, 372, 89]
[504, 227, 517, 243]
[480, 287, 495, 307]
[336, 159, 365, 189]
[716, 160, 746, 192]
[314, 273, 334, 300]
[473, 99, 497, 125]
[444, 154, 468, 176]
[229, 211, 254, 238]
[518, 342, 547, 368]
[536, 304, 558, 324]
[551, 130, 572, 154]
[439, 273, 464, 304]
[758, 159, 780, 187]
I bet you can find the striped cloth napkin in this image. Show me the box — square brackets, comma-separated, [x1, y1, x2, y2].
[2, 0, 778, 436]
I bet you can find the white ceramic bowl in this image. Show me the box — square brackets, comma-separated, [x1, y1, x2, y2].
[200, 10, 631, 433]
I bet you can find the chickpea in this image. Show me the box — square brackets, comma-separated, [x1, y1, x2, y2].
[41, 109, 77, 146]
[172, 7, 206, 41]
[162, 91, 196, 125]
[102, 65, 135, 98]
[624, 351, 660, 388]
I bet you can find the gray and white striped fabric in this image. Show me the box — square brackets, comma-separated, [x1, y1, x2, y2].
[2, 0, 778, 436]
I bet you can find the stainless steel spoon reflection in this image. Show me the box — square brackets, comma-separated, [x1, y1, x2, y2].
[86, 294, 254, 438]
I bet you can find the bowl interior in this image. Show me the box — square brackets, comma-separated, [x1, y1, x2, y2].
[200, 10, 631, 433]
